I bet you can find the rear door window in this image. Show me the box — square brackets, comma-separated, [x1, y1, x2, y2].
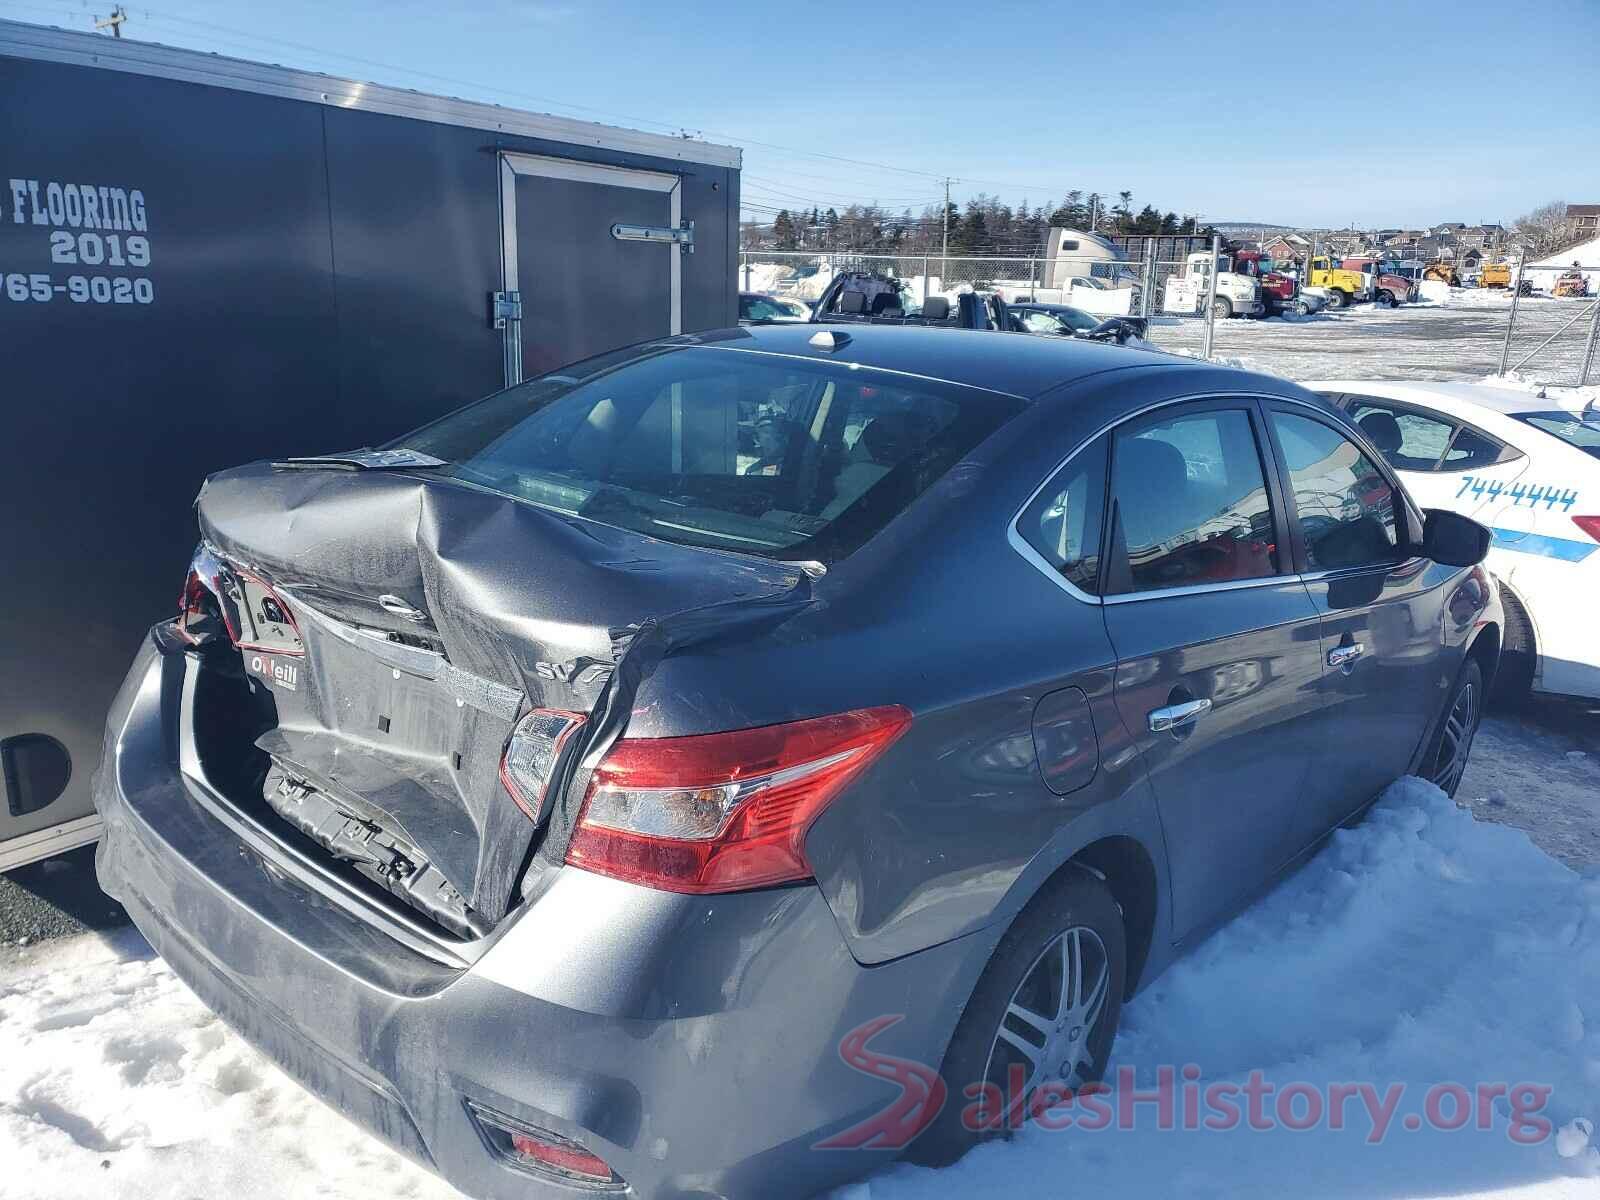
[1345, 399, 1455, 471]
[399, 345, 1024, 564]
[1270, 412, 1400, 570]
[1105, 407, 1281, 593]
[1018, 433, 1109, 595]
[1440, 425, 1514, 471]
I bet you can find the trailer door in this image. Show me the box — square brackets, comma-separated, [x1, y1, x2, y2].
[500, 153, 684, 384]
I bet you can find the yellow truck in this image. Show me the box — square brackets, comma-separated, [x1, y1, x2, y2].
[1480, 261, 1513, 288]
[1306, 256, 1368, 308]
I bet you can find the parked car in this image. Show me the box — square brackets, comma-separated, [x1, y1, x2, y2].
[96, 325, 1497, 1200]
[1307, 378, 1600, 703]
[1007, 301, 1150, 345]
[739, 291, 811, 323]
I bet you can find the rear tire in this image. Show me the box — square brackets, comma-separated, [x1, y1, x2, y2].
[907, 869, 1126, 1168]
[1426, 657, 1483, 797]
[1490, 585, 1536, 706]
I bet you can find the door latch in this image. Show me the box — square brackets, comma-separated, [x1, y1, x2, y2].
[489, 290, 522, 329]
[610, 220, 695, 254]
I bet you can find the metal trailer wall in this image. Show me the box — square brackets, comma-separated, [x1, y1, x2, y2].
[0, 20, 740, 865]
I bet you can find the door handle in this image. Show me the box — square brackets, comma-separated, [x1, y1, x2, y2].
[1327, 642, 1365, 669]
[1147, 697, 1212, 733]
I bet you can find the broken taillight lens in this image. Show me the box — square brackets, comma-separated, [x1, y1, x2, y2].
[565, 705, 912, 894]
[500, 709, 588, 823]
[177, 554, 230, 645]
[176, 548, 303, 655]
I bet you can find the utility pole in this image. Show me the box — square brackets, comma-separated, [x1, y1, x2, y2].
[95, 5, 127, 36]
[941, 177, 951, 284]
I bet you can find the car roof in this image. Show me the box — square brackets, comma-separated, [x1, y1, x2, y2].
[1300, 379, 1584, 417]
[672, 322, 1188, 399]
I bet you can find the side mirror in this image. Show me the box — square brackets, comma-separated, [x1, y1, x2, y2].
[1421, 508, 1491, 567]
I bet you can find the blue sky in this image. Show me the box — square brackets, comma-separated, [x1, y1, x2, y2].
[4, 0, 1597, 228]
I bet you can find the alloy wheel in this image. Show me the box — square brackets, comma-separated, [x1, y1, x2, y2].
[1431, 679, 1479, 793]
[984, 926, 1110, 1096]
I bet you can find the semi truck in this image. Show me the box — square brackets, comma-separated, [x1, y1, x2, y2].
[1161, 250, 1265, 319]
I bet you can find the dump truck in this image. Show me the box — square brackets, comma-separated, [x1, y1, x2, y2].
[1307, 255, 1370, 308]
[1340, 258, 1416, 306]
[1232, 249, 1326, 316]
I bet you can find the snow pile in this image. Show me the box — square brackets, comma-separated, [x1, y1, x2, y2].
[854, 779, 1600, 1199]
[0, 930, 456, 1200]
[1418, 279, 1453, 304]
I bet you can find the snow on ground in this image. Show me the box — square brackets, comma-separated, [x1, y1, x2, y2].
[3, 773, 1597, 1200]
[1146, 295, 1598, 387]
[855, 778, 1600, 1200]
[0, 930, 457, 1200]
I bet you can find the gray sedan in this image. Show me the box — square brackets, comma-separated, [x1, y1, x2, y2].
[94, 324, 1499, 1199]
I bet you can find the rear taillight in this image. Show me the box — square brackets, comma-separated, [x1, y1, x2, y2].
[565, 705, 912, 894]
[500, 709, 587, 823]
[1573, 516, 1600, 543]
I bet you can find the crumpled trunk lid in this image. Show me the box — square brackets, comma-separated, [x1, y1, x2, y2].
[195, 461, 803, 928]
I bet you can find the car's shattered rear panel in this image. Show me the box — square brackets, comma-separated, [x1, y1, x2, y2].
[189, 460, 810, 933]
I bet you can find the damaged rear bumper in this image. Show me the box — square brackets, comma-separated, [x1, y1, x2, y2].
[93, 629, 979, 1200]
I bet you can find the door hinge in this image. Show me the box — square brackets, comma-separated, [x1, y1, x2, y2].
[610, 220, 695, 254]
[489, 290, 522, 329]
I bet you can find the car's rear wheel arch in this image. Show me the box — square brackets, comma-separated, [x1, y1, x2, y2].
[1065, 837, 1158, 996]
[1467, 618, 1502, 693]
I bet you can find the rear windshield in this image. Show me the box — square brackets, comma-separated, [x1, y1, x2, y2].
[397, 345, 1024, 564]
[1512, 411, 1600, 461]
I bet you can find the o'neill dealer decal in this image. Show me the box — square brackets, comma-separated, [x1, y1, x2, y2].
[249, 653, 298, 691]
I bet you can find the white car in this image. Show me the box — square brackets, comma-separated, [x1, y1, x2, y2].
[1305, 379, 1600, 702]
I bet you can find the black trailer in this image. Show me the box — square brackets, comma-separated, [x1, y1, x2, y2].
[0, 19, 741, 869]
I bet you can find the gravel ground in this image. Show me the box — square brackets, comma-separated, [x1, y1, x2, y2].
[1460, 699, 1600, 871]
[0, 847, 126, 948]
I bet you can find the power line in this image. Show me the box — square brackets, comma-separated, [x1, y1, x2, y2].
[0, 5, 1150, 213]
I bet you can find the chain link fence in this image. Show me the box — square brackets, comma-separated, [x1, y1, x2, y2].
[739, 238, 1225, 354]
[739, 244, 1600, 389]
[1495, 259, 1600, 387]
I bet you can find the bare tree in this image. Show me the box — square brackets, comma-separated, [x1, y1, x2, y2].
[1509, 200, 1575, 257]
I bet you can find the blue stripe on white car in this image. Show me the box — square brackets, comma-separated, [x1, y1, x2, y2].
[1489, 528, 1598, 563]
